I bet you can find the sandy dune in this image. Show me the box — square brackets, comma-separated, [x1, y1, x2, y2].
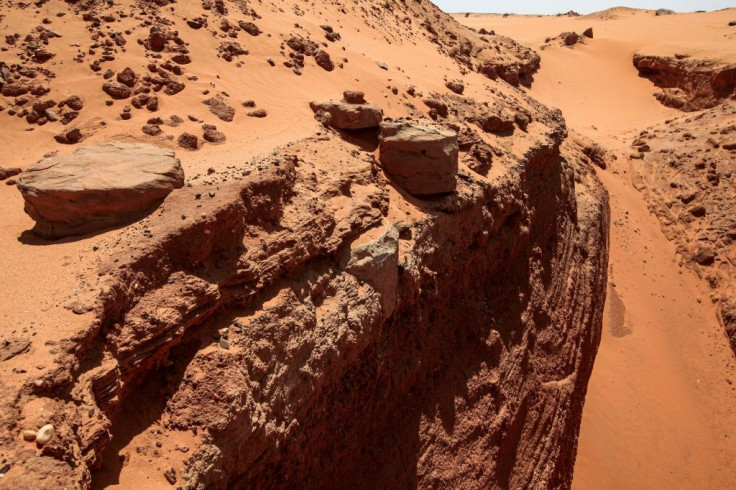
[458, 8, 736, 489]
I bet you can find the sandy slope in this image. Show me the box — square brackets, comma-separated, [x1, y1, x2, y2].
[458, 8, 736, 489]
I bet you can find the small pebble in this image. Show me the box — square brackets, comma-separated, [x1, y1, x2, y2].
[22, 430, 37, 441]
[35, 424, 54, 445]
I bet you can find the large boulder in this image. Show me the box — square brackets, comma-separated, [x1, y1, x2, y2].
[17, 143, 184, 239]
[309, 95, 383, 129]
[379, 121, 458, 195]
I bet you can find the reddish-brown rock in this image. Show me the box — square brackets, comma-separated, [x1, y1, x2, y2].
[16, 143, 184, 238]
[379, 121, 459, 195]
[309, 99, 383, 129]
[634, 54, 736, 110]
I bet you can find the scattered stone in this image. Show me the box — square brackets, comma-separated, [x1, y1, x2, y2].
[17, 143, 184, 238]
[309, 98, 383, 129]
[23, 430, 37, 441]
[239, 21, 260, 36]
[146, 97, 159, 112]
[60, 95, 84, 111]
[116, 67, 137, 87]
[203, 127, 226, 143]
[315, 50, 334, 71]
[54, 127, 82, 144]
[0, 167, 22, 181]
[445, 80, 465, 95]
[35, 424, 54, 445]
[142, 124, 162, 136]
[177, 132, 198, 150]
[379, 121, 458, 195]
[583, 27, 594, 38]
[0, 337, 30, 361]
[203, 97, 235, 122]
[247, 109, 267, 118]
[423, 99, 449, 118]
[343, 91, 365, 104]
[376, 61, 388, 70]
[187, 18, 205, 29]
[287, 35, 319, 56]
[45, 109, 59, 122]
[477, 115, 514, 134]
[172, 54, 191, 65]
[163, 468, 177, 485]
[149, 29, 167, 51]
[103, 82, 132, 100]
[562, 32, 582, 46]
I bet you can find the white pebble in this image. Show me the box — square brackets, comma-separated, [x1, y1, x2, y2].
[35, 424, 54, 445]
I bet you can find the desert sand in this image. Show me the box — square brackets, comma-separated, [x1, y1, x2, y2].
[0, 0, 733, 488]
[459, 8, 736, 489]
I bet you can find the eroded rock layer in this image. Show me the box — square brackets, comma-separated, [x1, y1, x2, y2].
[0, 108, 608, 489]
[630, 102, 736, 354]
[0, 0, 609, 488]
[634, 54, 736, 111]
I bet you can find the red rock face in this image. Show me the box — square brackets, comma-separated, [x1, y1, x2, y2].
[0, 0, 610, 488]
[634, 54, 736, 111]
[0, 120, 607, 488]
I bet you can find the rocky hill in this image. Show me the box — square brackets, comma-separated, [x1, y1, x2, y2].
[0, 1, 609, 488]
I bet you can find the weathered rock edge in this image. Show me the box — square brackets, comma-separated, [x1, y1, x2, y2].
[634, 54, 736, 111]
[16, 143, 184, 239]
[3, 124, 608, 489]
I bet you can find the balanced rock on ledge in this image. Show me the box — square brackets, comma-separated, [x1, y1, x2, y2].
[309, 91, 383, 129]
[17, 143, 184, 239]
[379, 121, 458, 195]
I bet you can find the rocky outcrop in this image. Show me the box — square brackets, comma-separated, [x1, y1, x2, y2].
[629, 102, 736, 355]
[378, 121, 458, 195]
[0, 1, 609, 488]
[634, 54, 736, 110]
[310, 95, 383, 129]
[0, 94, 608, 489]
[16, 143, 184, 238]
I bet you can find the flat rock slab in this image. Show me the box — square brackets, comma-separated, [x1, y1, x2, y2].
[379, 121, 458, 195]
[17, 143, 184, 239]
[309, 100, 383, 129]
